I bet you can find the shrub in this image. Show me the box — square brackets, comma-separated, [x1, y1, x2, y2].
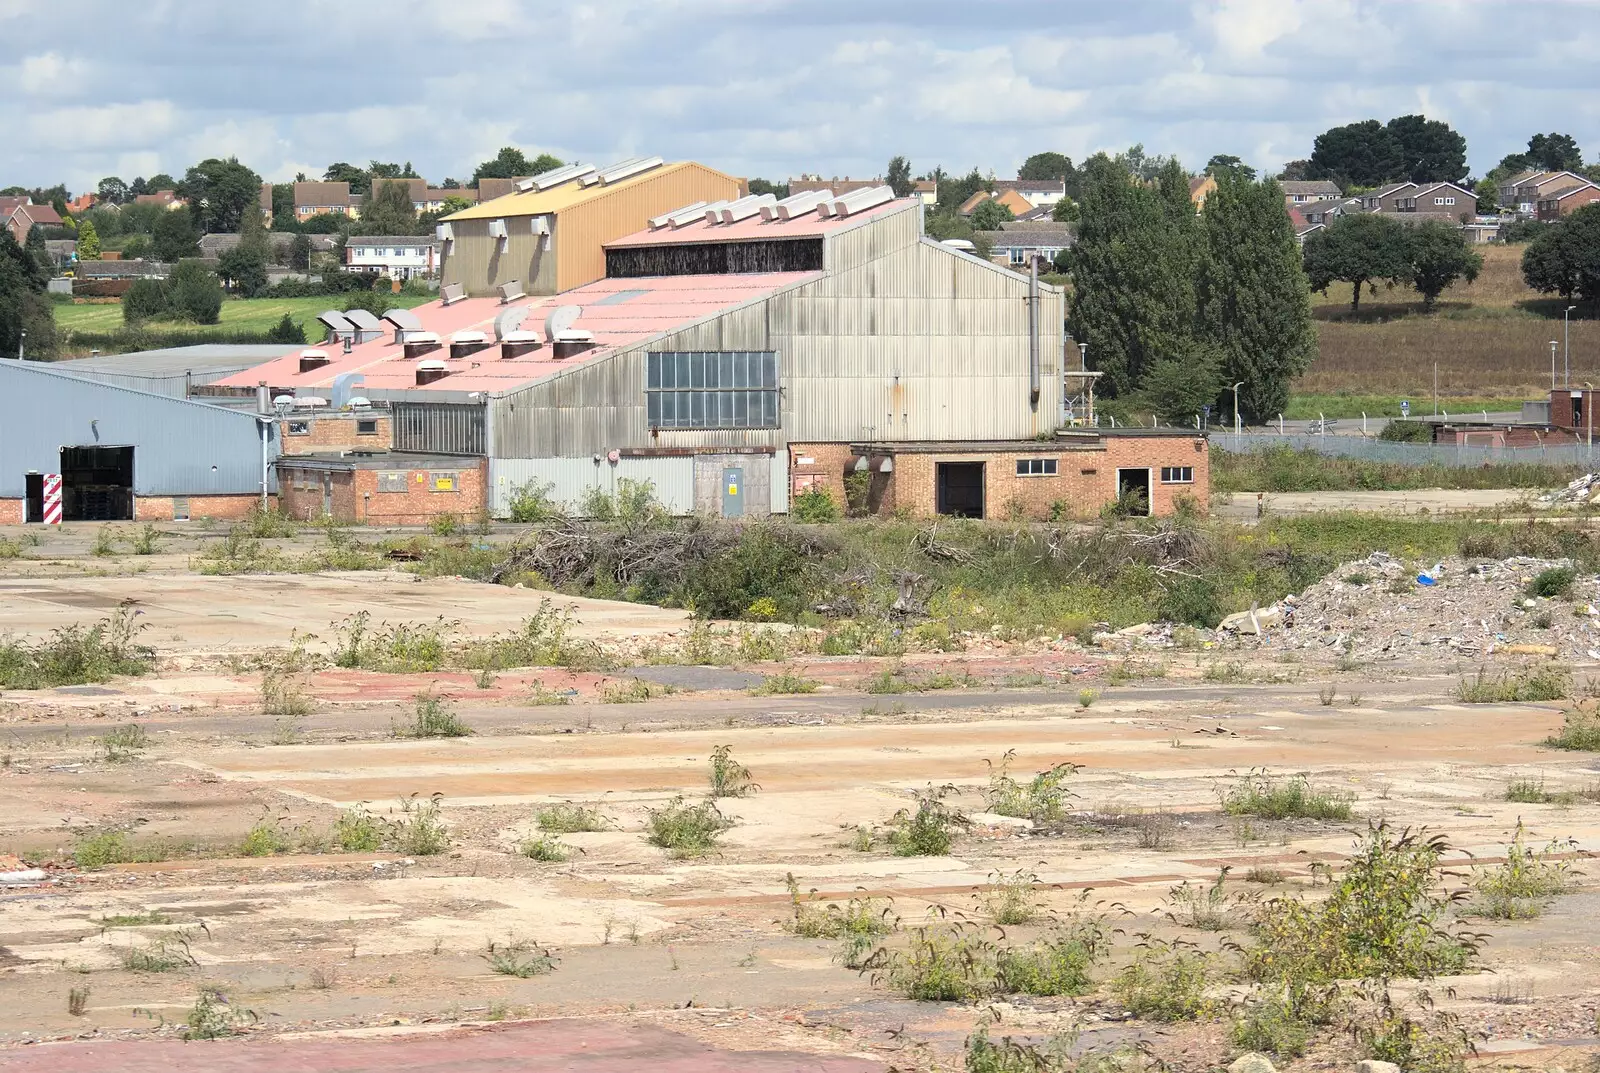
[1527, 565, 1576, 599]
[100, 723, 149, 763]
[1159, 574, 1227, 627]
[73, 831, 131, 870]
[183, 987, 256, 1040]
[791, 488, 841, 523]
[645, 796, 731, 857]
[1220, 768, 1355, 821]
[333, 806, 383, 851]
[1545, 709, 1600, 750]
[785, 873, 897, 967]
[1230, 987, 1317, 1058]
[395, 692, 473, 738]
[885, 785, 970, 856]
[984, 751, 1079, 823]
[239, 816, 290, 857]
[265, 312, 306, 344]
[1471, 822, 1574, 919]
[535, 802, 611, 833]
[121, 278, 168, 324]
[0, 606, 156, 690]
[1111, 939, 1216, 1022]
[708, 744, 759, 798]
[506, 480, 564, 523]
[862, 921, 998, 1002]
[391, 793, 450, 855]
[165, 259, 223, 324]
[679, 524, 815, 622]
[994, 919, 1110, 997]
[1456, 664, 1569, 703]
[482, 936, 557, 977]
[519, 834, 571, 862]
[750, 673, 818, 695]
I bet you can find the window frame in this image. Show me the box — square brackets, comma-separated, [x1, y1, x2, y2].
[644, 351, 781, 431]
[1014, 457, 1059, 477]
[356, 418, 379, 435]
[1160, 466, 1194, 484]
[376, 471, 408, 493]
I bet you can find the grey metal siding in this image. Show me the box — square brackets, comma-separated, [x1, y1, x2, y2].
[392, 402, 486, 455]
[0, 362, 278, 497]
[489, 456, 695, 516]
[47, 366, 252, 399]
[487, 234, 1064, 457]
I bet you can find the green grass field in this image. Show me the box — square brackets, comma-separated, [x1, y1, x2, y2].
[54, 295, 432, 337]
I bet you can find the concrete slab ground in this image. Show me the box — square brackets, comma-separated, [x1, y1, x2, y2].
[1215, 488, 1535, 519]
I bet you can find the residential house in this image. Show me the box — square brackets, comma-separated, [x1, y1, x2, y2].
[1, 197, 64, 244]
[1188, 174, 1216, 210]
[1357, 182, 1417, 212]
[958, 188, 1034, 218]
[1295, 197, 1355, 227]
[1390, 182, 1475, 223]
[293, 181, 357, 221]
[978, 221, 1074, 268]
[790, 176, 938, 206]
[65, 193, 97, 215]
[1001, 179, 1066, 208]
[198, 232, 336, 263]
[1500, 170, 1589, 212]
[1537, 182, 1600, 220]
[1288, 207, 1321, 245]
[475, 177, 529, 202]
[134, 190, 186, 210]
[1280, 180, 1342, 205]
[344, 235, 442, 280]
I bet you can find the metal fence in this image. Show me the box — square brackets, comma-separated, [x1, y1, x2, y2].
[1211, 432, 1598, 468]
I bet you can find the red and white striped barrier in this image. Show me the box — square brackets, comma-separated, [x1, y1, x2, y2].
[42, 474, 62, 525]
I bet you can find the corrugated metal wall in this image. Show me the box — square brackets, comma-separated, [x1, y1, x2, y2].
[0, 362, 278, 497]
[488, 215, 1066, 458]
[489, 456, 695, 516]
[824, 202, 922, 273]
[51, 366, 253, 399]
[392, 401, 485, 455]
[556, 164, 743, 291]
[439, 217, 557, 298]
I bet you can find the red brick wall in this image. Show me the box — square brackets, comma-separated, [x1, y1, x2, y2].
[136, 495, 265, 521]
[0, 500, 21, 525]
[276, 461, 486, 525]
[788, 443, 856, 513]
[279, 414, 392, 454]
[1102, 435, 1209, 517]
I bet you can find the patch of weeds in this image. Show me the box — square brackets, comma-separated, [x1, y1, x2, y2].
[260, 647, 315, 722]
[73, 830, 133, 870]
[1111, 938, 1217, 1022]
[394, 692, 473, 738]
[1134, 809, 1178, 850]
[750, 673, 819, 695]
[98, 910, 170, 928]
[1165, 868, 1247, 930]
[1545, 709, 1600, 751]
[68, 986, 90, 1017]
[1456, 664, 1570, 703]
[526, 680, 572, 706]
[982, 868, 1044, 926]
[1471, 822, 1575, 919]
[1245, 866, 1286, 885]
[182, 987, 256, 1039]
[1354, 991, 1474, 1073]
[519, 834, 572, 862]
[601, 677, 656, 704]
[238, 812, 291, 857]
[708, 744, 759, 798]
[535, 802, 611, 833]
[391, 793, 451, 856]
[92, 526, 120, 557]
[130, 524, 163, 555]
[1504, 776, 1555, 803]
[963, 1018, 1077, 1073]
[308, 966, 338, 990]
[1230, 986, 1317, 1059]
[983, 750, 1078, 824]
[645, 796, 731, 857]
[241, 506, 298, 538]
[472, 665, 497, 689]
[995, 916, 1112, 997]
[785, 873, 897, 968]
[845, 825, 874, 852]
[885, 784, 970, 856]
[483, 935, 558, 977]
[0, 605, 155, 690]
[100, 723, 149, 763]
[1077, 688, 1099, 708]
[333, 805, 384, 851]
[863, 667, 912, 694]
[1203, 661, 1248, 683]
[1318, 683, 1337, 706]
[119, 932, 198, 973]
[1527, 566, 1576, 599]
[862, 919, 998, 1002]
[1220, 768, 1355, 821]
[1344, 572, 1371, 586]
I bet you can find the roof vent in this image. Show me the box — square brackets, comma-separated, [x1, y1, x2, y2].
[719, 193, 777, 224]
[766, 189, 833, 221]
[493, 304, 530, 342]
[415, 359, 450, 386]
[487, 219, 509, 246]
[347, 396, 372, 409]
[815, 200, 835, 219]
[543, 304, 582, 344]
[674, 201, 725, 227]
[526, 162, 596, 191]
[501, 330, 541, 359]
[294, 396, 329, 409]
[441, 282, 466, 305]
[436, 221, 454, 243]
[403, 332, 441, 360]
[552, 330, 596, 361]
[832, 185, 894, 217]
[498, 279, 525, 303]
[298, 348, 331, 373]
[317, 310, 356, 344]
[581, 156, 664, 187]
[651, 201, 706, 229]
[450, 330, 490, 360]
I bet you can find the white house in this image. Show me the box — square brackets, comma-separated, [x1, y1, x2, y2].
[344, 236, 441, 280]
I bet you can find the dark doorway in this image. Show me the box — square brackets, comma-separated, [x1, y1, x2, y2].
[936, 462, 985, 518]
[24, 473, 43, 523]
[60, 446, 134, 521]
[1115, 468, 1152, 516]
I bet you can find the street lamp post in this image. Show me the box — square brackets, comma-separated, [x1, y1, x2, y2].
[1586, 382, 1594, 461]
[1231, 380, 1244, 436]
[1566, 306, 1577, 387]
[1551, 341, 1560, 397]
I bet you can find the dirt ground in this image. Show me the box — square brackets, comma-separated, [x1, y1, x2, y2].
[3, 523, 1600, 1071]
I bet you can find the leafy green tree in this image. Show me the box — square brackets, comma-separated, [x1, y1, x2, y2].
[1405, 221, 1483, 311]
[299, 212, 346, 234]
[0, 229, 57, 358]
[1019, 152, 1074, 182]
[1066, 154, 1204, 396]
[1138, 342, 1223, 424]
[1386, 114, 1468, 184]
[1308, 119, 1402, 187]
[75, 219, 102, 260]
[1051, 196, 1080, 223]
[121, 234, 150, 260]
[24, 224, 54, 279]
[748, 178, 789, 199]
[145, 173, 177, 192]
[1526, 132, 1584, 172]
[180, 157, 264, 232]
[472, 147, 562, 185]
[165, 259, 223, 323]
[1276, 160, 1312, 182]
[151, 206, 200, 262]
[1205, 154, 1256, 181]
[288, 232, 313, 271]
[323, 162, 370, 193]
[970, 197, 1014, 230]
[1196, 174, 1317, 420]
[217, 243, 268, 296]
[96, 176, 130, 205]
[122, 278, 169, 324]
[1301, 212, 1411, 312]
[266, 313, 306, 344]
[935, 168, 990, 214]
[1522, 204, 1600, 305]
[270, 183, 296, 230]
[439, 177, 461, 190]
[886, 156, 914, 198]
[129, 177, 149, 196]
[359, 179, 420, 235]
[369, 160, 420, 180]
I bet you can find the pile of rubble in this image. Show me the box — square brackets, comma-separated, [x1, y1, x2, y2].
[1534, 472, 1600, 508]
[1218, 551, 1600, 662]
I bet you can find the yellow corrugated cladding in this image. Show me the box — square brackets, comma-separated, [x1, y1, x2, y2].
[444, 161, 743, 294]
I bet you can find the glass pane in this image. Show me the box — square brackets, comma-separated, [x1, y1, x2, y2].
[690, 353, 705, 388]
[719, 352, 734, 387]
[676, 353, 691, 388]
[761, 352, 777, 388]
[718, 391, 734, 427]
[660, 391, 676, 425]
[762, 390, 777, 427]
[735, 391, 749, 427]
[661, 355, 675, 389]
[647, 392, 660, 426]
[691, 391, 706, 426]
[679, 392, 694, 426]
[646, 353, 660, 389]
[735, 353, 751, 389]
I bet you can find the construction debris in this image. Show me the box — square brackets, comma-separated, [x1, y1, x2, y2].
[1534, 472, 1600, 508]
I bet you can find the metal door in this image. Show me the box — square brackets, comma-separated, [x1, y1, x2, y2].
[721, 467, 744, 517]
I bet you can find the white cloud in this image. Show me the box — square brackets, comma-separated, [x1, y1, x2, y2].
[26, 100, 177, 151]
[17, 52, 87, 95]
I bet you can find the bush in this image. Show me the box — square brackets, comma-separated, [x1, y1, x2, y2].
[1219, 768, 1355, 821]
[121, 278, 168, 324]
[1230, 988, 1316, 1058]
[885, 785, 970, 856]
[1527, 565, 1576, 599]
[1158, 574, 1228, 627]
[391, 793, 451, 855]
[864, 921, 998, 1001]
[265, 312, 306, 344]
[0, 606, 156, 690]
[1111, 940, 1216, 1022]
[1377, 419, 1434, 443]
[1545, 709, 1600, 750]
[333, 806, 383, 851]
[535, 802, 611, 833]
[645, 796, 731, 857]
[994, 919, 1110, 996]
[506, 480, 564, 523]
[165, 259, 223, 324]
[984, 750, 1077, 823]
[395, 692, 473, 738]
[791, 488, 841, 523]
[1456, 664, 1569, 703]
[1471, 822, 1574, 919]
[708, 744, 759, 798]
[679, 524, 815, 621]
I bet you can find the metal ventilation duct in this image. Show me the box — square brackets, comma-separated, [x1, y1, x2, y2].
[651, 201, 707, 229]
[543, 305, 582, 343]
[832, 185, 895, 217]
[719, 193, 777, 224]
[584, 156, 664, 186]
[685, 201, 730, 226]
[493, 304, 530, 342]
[769, 189, 834, 221]
[525, 162, 596, 191]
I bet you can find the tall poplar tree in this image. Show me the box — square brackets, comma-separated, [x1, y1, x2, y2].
[1197, 174, 1317, 421]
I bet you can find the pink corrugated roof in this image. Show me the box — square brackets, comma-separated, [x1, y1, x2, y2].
[605, 197, 912, 247]
[213, 272, 819, 395]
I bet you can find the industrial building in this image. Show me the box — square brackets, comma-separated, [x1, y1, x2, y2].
[214, 182, 1206, 522]
[438, 158, 743, 298]
[0, 360, 278, 524]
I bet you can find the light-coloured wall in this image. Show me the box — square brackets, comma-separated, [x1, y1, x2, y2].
[489, 456, 696, 516]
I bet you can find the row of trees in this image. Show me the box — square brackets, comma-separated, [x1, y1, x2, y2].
[1301, 215, 1483, 312]
[0, 228, 57, 359]
[1523, 203, 1600, 306]
[1067, 157, 1315, 422]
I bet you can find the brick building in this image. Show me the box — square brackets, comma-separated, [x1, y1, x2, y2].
[276, 452, 486, 525]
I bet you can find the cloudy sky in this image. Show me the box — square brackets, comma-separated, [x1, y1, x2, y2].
[5, 0, 1600, 192]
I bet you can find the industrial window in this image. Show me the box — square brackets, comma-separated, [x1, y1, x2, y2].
[429, 471, 459, 492]
[645, 351, 780, 429]
[357, 418, 378, 435]
[1015, 458, 1058, 476]
[1161, 466, 1194, 484]
[377, 471, 408, 493]
[287, 420, 310, 435]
